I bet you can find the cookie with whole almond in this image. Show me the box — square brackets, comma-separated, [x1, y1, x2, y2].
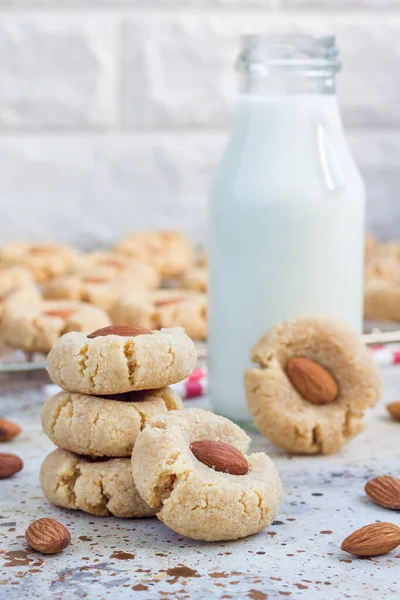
[131, 408, 282, 541]
[110, 289, 207, 341]
[41, 387, 182, 457]
[1, 300, 111, 354]
[244, 316, 381, 455]
[47, 325, 197, 394]
[40, 448, 155, 518]
[0, 242, 78, 282]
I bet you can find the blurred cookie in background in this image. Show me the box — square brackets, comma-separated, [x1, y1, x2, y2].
[364, 279, 400, 322]
[181, 266, 208, 293]
[114, 230, 194, 279]
[1, 300, 111, 354]
[43, 268, 148, 313]
[0, 242, 79, 282]
[110, 288, 207, 340]
[0, 266, 35, 291]
[76, 251, 160, 288]
[0, 286, 41, 326]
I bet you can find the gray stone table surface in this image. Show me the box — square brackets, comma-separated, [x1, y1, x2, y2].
[0, 368, 399, 600]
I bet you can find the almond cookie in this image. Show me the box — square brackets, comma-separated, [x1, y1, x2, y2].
[114, 230, 194, 278]
[365, 256, 400, 285]
[47, 325, 197, 395]
[245, 316, 382, 455]
[110, 289, 207, 340]
[43, 270, 148, 313]
[40, 448, 155, 518]
[131, 408, 282, 541]
[0, 286, 41, 325]
[41, 387, 182, 457]
[0, 242, 78, 282]
[77, 251, 160, 288]
[364, 279, 400, 322]
[0, 266, 35, 292]
[181, 266, 208, 293]
[1, 300, 111, 353]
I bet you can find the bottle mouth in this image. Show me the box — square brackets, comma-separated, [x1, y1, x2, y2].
[237, 34, 340, 75]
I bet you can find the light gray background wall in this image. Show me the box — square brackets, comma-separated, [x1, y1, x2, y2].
[0, 1, 399, 248]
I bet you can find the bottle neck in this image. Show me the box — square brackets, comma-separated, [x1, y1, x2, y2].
[240, 71, 336, 96]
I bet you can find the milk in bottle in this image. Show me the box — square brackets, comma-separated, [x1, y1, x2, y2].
[208, 35, 365, 421]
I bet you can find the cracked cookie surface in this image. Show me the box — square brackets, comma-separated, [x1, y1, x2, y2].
[47, 327, 197, 394]
[1, 300, 111, 354]
[40, 448, 155, 518]
[131, 408, 282, 541]
[244, 316, 382, 455]
[41, 387, 182, 457]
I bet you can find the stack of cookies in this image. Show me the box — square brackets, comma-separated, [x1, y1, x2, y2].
[39, 323, 283, 542]
[39, 324, 197, 518]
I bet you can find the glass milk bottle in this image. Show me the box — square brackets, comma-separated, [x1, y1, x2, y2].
[208, 34, 365, 422]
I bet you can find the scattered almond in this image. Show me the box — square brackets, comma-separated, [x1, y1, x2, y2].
[341, 522, 400, 557]
[44, 309, 76, 319]
[387, 402, 400, 422]
[0, 453, 23, 478]
[88, 325, 153, 338]
[0, 419, 21, 442]
[365, 475, 400, 510]
[286, 356, 338, 405]
[25, 518, 71, 555]
[190, 440, 249, 476]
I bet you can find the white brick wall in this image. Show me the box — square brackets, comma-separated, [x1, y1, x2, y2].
[0, 2, 399, 247]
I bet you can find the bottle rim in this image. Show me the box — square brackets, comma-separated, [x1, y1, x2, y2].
[237, 33, 341, 74]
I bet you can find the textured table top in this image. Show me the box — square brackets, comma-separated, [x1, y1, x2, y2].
[0, 368, 399, 600]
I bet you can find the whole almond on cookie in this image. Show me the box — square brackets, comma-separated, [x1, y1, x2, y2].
[341, 522, 400, 557]
[0, 453, 23, 478]
[365, 476, 400, 510]
[25, 518, 71, 554]
[88, 325, 153, 338]
[387, 402, 400, 421]
[190, 440, 249, 475]
[286, 357, 338, 405]
[0, 419, 21, 442]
